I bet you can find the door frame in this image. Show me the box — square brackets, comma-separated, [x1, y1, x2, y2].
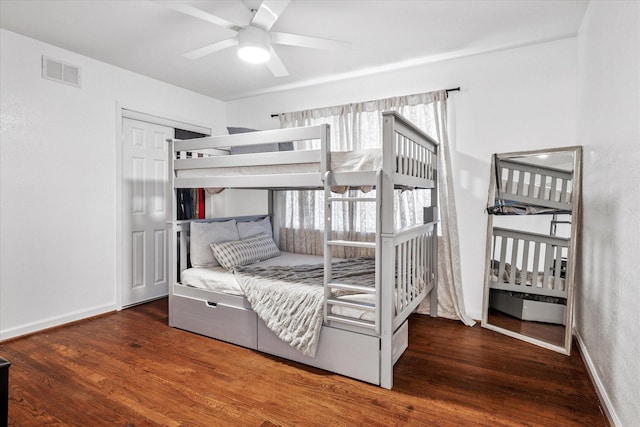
[115, 102, 211, 310]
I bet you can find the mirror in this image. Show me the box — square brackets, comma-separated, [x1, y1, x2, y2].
[481, 146, 582, 355]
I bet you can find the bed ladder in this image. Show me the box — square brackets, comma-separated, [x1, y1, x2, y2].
[550, 214, 571, 236]
[323, 171, 381, 334]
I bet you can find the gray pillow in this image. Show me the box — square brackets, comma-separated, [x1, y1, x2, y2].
[190, 220, 240, 267]
[227, 126, 293, 154]
[237, 217, 272, 240]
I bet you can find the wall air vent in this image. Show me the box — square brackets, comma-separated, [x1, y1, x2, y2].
[42, 56, 81, 87]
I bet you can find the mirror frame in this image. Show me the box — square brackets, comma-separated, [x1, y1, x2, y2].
[481, 146, 582, 355]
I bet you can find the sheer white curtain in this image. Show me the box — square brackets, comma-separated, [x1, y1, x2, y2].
[279, 91, 474, 325]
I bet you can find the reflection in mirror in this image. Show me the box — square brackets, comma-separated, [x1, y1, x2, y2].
[481, 146, 582, 355]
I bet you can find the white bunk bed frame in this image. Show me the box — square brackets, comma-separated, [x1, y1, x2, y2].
[167, 111, 439, 388]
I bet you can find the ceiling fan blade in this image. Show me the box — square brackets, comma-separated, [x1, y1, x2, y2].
[270, 32, 350, 50]
[266, 47, 289, 77]
[183, 38, 238, 60]
[152, 1, 243, 32]
[251, 0, 291, 31]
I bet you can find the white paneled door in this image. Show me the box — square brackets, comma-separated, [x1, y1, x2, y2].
[122, 118, 174, 307]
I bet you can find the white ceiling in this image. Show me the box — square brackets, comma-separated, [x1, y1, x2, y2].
[0, 0, 589, 101]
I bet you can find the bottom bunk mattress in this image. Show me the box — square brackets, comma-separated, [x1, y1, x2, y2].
[180, 252, 376, 357]
[489, 260, 566, 291]
[180, 251, 322, 295]
[489, 260, 567, 325]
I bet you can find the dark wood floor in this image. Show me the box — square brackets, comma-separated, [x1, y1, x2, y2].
[1, 298, 607, 426]
[488, 308, 566, 347]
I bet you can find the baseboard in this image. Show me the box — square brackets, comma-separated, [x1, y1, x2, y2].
[574, 331, 621, 427]
[0, 303, 117, 342]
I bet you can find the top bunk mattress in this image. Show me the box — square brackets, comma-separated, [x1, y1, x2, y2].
[173, 113, 438, 190]
[176, 149, 383, 178]
[174, 147, 436, 191]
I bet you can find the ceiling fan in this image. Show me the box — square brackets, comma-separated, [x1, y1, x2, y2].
[155, 0, 350, 77]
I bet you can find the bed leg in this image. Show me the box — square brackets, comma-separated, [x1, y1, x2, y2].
[430, 280, 438, 318]
[380, 347, 393, 390]
[380, 331, 393, 390]
[430, 232, 438, 318]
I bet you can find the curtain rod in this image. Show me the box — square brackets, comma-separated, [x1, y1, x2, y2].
[270, 86, 461, 118]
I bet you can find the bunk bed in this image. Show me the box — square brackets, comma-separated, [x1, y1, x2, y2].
[167, 111, 439, 389]
[483, 150, 580, 329]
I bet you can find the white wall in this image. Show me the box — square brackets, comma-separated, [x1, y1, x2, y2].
[576, 2, 640, 426]
[0, 29, 226, 339]
[226, 38, 578, 319]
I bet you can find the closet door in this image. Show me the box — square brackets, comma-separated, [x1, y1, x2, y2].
[122, 118, 174, 306]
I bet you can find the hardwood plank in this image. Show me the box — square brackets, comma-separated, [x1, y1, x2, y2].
[0, 298, 608, 426]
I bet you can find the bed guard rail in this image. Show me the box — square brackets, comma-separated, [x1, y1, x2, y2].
[490, 227, 569, 298]
[495, 158, 573, 212]
[169, 124, 330, 189]
[382, 111, 438, 189]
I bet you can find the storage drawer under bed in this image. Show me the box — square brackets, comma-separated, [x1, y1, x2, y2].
[392, 320, 409, 365]
[170, 295, 258, 349]
[489, 290, 566, 325]
[257, 320, 382, 385]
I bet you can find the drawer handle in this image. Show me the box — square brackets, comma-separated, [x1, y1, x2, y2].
[206, 301, 218, 308]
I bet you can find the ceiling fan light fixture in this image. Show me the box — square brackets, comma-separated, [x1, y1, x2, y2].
[237, 26, 271, 64]
[238, 45, 270, 63]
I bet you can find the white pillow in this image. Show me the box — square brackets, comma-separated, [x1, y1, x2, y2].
[190, 220, 240, 267]
[237, 217, 273, 239]
[210, 233, 280, 271]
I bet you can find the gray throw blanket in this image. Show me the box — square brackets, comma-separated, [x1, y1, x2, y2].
[234, 257, 375, 357]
